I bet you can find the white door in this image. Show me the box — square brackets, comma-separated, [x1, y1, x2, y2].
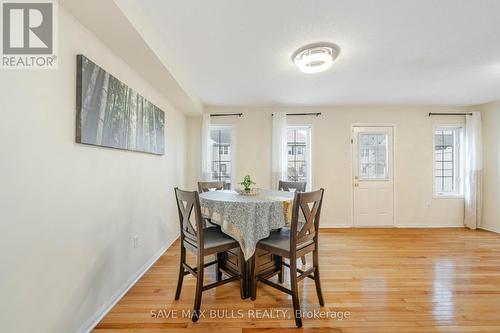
[352, 126, 394, 226]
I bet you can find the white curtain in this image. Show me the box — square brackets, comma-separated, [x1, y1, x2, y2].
[464, 111, 482, 229]
[201, 114, 212, 181]
[271, 112, 288, 189]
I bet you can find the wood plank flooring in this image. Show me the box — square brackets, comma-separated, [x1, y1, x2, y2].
[93, 228, 500, 332]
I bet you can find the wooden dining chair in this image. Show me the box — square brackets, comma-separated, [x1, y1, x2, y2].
[174, 188, 245, 322]
[198, 181, 225, 193]
[278, 180, 307, 265]
[251, 188, 325, 328]
[197, 181, 225, 229]
[278, 180, 307, 193]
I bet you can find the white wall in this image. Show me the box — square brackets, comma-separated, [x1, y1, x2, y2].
[0, 8, 185, 333]
[187, 106, 468, 227]
[480, 101, 500, 232]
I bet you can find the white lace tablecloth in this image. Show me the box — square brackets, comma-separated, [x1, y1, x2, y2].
[199, 189, 294, 260]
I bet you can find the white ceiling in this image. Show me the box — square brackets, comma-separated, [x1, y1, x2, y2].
[137, 0, 500, 107]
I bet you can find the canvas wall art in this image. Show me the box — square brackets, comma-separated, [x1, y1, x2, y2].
[76, 55, 165, 155]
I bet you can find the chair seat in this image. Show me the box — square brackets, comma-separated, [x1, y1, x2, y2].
[203, 227, 238, 251]
[258, 227, 313, 253]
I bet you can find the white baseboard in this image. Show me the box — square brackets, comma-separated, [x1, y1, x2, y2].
[320, 224, 352, 228]
[320, 224, 464, 228]
[395, 224, 464, 228]
[480, 225, 500, 234]
[78, 236, 179, 333]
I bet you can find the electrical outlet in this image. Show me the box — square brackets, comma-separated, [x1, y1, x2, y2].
[133, 235, 140, 249]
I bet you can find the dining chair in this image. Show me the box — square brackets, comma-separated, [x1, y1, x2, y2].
[174, 188, 245, 322]
[278, 180, 307, 266]
[198, 181, 225, 193]
[278, 180, 307, 193]
[197, 181, 225, 229]
[251, 188, 325, 328]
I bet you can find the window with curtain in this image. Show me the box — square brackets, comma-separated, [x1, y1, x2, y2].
[287, 126, 311, 190]
[434, 126, 463, 196]
[210, 126, 233, 188]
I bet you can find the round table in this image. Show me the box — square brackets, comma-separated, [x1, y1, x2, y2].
[199, 189, 294, 298]
[199, 189, 294, 260]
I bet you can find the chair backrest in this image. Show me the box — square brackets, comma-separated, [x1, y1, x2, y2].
[198, 181, 225, 193]
[174, 187, 204, 251]
[289, 188, 324, 253]
[279, 180, 307, 192]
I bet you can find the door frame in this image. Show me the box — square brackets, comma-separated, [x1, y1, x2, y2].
[350, 123, 397, 227]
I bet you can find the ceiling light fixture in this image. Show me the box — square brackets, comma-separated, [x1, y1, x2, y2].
[292, 42, 340, 74]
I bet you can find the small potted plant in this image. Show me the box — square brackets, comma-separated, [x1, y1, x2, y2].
[239, 175, 256, 194]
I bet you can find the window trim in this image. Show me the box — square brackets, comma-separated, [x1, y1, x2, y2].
[286, 125, 312, 191]
[209, 125, 235, 189]
[432, 125, 464, 198]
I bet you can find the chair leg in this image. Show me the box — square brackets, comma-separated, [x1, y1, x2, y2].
[216, 253, 223, 282]
[174, 245, 186, 300]
[300, 255, 306, 266]
[290, 257, 303, 328]
[312, 249, 324, 306]
[192, 254, 204, 322]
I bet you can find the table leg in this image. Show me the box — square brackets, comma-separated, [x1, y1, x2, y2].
[220, 249, 281, 299]
[244, 255, 254, 299]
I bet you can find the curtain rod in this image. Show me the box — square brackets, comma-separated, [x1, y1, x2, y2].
[428, 112, 473, 116]
[272, 112, 322, 117]
[210, 113, 243, 117]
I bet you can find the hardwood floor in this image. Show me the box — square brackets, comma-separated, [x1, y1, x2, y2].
[93, 228, 500, 333]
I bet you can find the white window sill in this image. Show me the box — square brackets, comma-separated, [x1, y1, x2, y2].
[433, 194, 464, 199]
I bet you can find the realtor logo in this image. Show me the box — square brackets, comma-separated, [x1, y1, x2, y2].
[1, 1, 58, 69]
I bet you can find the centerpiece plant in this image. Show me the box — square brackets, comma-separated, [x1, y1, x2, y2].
[239, 175, 256, 193]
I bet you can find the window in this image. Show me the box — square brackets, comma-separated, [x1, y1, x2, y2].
[287, 126, 311, 190]
[434, 126, 463, 197]
[218, 146, 229, 155]
[358, 133, 389, 180]
[210, 126, 233, 188]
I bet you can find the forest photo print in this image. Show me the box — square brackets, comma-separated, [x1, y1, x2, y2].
[76, 55, 165, 155]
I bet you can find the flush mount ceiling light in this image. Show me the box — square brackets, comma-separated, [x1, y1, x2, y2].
[292, 42, 340, 74]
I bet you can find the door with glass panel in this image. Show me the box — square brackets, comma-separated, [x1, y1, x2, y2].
[352, 126, 394, 226]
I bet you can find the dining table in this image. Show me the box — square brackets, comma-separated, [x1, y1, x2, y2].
[199, 188, 295, 298]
